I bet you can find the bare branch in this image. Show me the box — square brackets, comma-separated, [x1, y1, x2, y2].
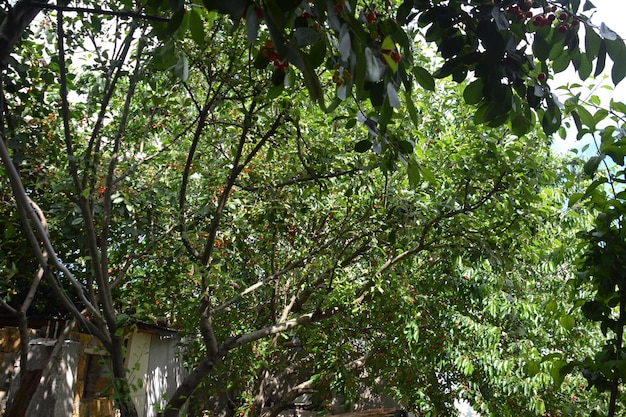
[211, 259, 306, 315]
[221, 308, 339, 351]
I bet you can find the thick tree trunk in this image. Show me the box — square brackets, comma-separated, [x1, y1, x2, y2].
[110, 334, 139, 417]
[159, 355, 220, 417]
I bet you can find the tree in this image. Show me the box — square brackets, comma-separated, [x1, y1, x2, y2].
[1, 0, 625, 416]
[558, 83, 626, 416]
[204, 83, 606, 417]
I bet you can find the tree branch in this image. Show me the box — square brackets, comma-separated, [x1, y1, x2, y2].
[0, 0, 49, 67]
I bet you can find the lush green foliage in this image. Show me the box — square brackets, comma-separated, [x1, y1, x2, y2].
[560, 85, 626, 416]
[1, 1, 626, 417]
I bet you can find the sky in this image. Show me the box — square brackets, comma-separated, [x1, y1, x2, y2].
[551, 0, 626, 153]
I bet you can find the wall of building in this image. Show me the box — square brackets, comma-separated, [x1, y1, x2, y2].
[0, 324, 183, 417]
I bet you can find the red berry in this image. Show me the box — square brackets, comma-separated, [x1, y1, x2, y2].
[537, 72, 547, 81]
[572, 18, 580, 26]
[532, 16, 543, 26]
[559, 12, 568, 21]
[547, 13, 556, 22]
[302, 11, 311, 18]
[557, 24, 569, 34]
[526, 11, 533, 18]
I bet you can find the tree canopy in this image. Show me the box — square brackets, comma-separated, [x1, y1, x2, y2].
[1, 1, 626, 417]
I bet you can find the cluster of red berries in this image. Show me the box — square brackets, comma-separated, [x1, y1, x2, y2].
[505, 2, 580, 33]
[383, 49, 402, 64]
[331, 67, 352, 86]
[259, 40, 288, 71]
[506, 3, 534, 20]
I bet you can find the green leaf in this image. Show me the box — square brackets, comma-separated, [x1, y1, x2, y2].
[594, 108, 609, 125]
[189, 9, 205, 46]
[511, 113, 532, 136]
[293, 27, 320, 47]
[354, 139, 371, 153]
[552, 50, 571, 73]
[253, 52, 270, 69]
[577, 53, 593, 81]
[172, 56, 189, 82]
[583, 155, 604, 176]
[605, 38, 626, 85]
[525, 360, 540, 377]
[267, 84, 283, 99]
[463, 79, 483, 105]
[419, 164, 438, 186]
[382, 36, 395, 50]
[583, 177, 608, 199]
[167, 9, 186, 34]
[582, 300, 610, 321]
[568, 192, 584, 207]
[583, 0, 596, 11]
[405, 93, 420, 127]
[381, 53, 397, 73]
[407, 159, 421, 187]
[575, 105, 596, 130]
[610, 99, 626, 115]
[550, 359, 567, 387]
[413, 66, 435, 91]
[153, 41, 177, 70]
[594, 40, 607, 76]
[483, 102, 504, 123]
[559, 314, 575, 331]
[308, 40, 326, 69]
[585, 23, 602, 60]
[532, 35, 550, 61]
[398, 140, 413, 154]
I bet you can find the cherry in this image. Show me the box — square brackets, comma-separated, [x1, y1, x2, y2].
[537, 72, 547, 81]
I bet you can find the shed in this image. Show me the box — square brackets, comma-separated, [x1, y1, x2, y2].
[0, 318, 185, 417]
